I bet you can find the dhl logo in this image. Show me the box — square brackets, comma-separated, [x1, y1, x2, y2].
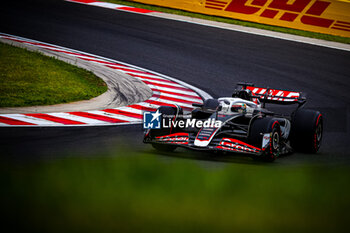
[205, 0, 350, 33]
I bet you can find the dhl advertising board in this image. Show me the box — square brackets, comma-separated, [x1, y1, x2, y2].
[131, 0, 350, 37]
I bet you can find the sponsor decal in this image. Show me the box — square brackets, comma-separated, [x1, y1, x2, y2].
[247, 86, 300, 102]
[204, 0, 350, 34]
[156, 133, 189, 144]
[113, 0, 350, 36]
[262, 133, 271, 149]
[218, 137, 261, 153]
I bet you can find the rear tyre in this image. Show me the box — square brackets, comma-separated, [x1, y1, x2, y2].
[290, 109, 323, 153]
[249, 117, 281, 162]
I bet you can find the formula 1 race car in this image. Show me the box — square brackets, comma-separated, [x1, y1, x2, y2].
[143, 83, 323, 161]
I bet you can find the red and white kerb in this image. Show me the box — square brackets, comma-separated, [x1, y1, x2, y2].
[0, 33, 204, 127]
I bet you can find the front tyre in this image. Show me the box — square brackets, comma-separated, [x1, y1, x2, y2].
[249, 118, 281, 162]
[146, 105, 183, 138]
[290, 109, 323, 153]
[264, 125, 281, 162]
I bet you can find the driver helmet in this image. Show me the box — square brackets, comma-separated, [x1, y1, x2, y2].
[231, 103, 247, 114]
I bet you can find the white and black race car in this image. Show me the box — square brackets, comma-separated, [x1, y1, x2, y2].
[143, 83, 323, 161]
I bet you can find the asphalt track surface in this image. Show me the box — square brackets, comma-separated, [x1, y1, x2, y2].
[1, 0, 350, 164]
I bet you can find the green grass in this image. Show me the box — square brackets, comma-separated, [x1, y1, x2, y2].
[0, 42, 107, 107]
[104, 0, 350, 44]
[2, 149, 350, 233]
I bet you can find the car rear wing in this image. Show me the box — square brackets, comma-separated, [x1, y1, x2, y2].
[237, 82, 306, 106]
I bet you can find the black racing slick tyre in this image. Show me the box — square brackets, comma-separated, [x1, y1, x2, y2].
[148, 105, 182, 137]
[249, 117, 281, 162]
[290, 109, 323, 153]
[192, 99, 219, 119]
[145, 106, 182, 152]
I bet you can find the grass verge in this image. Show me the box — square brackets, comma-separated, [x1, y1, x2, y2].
[104, 0, 350, 44]
[0, 42, 107, 107]
[2, 149, 350, 233]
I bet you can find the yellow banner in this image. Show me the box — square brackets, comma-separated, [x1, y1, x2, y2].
[131, 0, 350, 38]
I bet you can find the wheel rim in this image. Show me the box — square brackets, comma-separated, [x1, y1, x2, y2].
[272, 131, 280, 150]
[316, 123, 322, 142]
[314, 121, 323, 151]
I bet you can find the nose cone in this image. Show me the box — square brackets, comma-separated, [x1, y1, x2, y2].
[194, 126, 219, 147]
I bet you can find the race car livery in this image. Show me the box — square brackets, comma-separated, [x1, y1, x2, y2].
[143, 82, 323, 161]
